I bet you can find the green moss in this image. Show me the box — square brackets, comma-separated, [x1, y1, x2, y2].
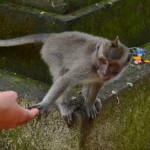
[0, 0, 150, 82]
[0, 4, 65, 37]
[1, 0, 103, 14]
[66, 0, 103, 14]
[0, 45, 52, 83]
[0, 4, 66, 83]
[80, 75, 150, 150]
[142, 42, 150, 60]
[114, 80, 150, 149]
[69, 0, 150, 47]
[0, 69, 50, 102]
[143, 42, 150, 51]
[0, 69, 44, 86]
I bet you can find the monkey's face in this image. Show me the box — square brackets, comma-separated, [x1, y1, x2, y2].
[96, 39, 132, 82]
[96, 57, 121, 81]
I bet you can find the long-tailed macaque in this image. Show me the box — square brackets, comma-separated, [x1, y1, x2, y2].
[0, 32, 132, 123]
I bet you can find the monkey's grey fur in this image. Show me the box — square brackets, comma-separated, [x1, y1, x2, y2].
[0, 31, 131, 123]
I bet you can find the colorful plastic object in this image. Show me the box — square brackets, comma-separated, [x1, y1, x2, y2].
[133, 47, 146, 57]
[133, 56, 141, 60]
[130, 47, 150, 65]
[134, 60, 142, 64]
[143, 60, 150, 63]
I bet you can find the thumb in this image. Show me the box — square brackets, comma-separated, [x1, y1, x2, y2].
[27, 108, 39, 120]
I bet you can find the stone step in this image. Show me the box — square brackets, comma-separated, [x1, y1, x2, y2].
[1, 0, 102, 14]
[0, 69, 48, 101]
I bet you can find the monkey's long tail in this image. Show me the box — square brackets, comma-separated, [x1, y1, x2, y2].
[0, 34, 49, 47]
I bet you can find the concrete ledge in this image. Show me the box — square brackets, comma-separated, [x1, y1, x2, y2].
[0, 70, 48, 101]
[0, 61, 150, 150]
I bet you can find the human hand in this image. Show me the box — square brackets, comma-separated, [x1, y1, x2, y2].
[0, 91, 39, 129]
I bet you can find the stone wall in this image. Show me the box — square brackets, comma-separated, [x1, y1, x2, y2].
[1, 0, 102, 14]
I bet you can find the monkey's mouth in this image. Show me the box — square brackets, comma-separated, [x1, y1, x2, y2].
[100, 71, 111, 81]
[103, 75, 111, 81]
[97, 70, 111, 81]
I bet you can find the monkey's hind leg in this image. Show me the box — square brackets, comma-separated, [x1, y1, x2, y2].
[56, 91, 85, 125]
[82, 83, 102, 119]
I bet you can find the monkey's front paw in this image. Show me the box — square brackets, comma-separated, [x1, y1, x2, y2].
[85, 105, 98, 119]
[29, 102, 51, 118]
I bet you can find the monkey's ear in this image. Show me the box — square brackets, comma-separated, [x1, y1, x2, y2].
[95, 42, 101, 58]
[112, 36, 120, 47]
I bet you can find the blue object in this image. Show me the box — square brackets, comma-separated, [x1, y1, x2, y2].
[133, 47, 146, 57]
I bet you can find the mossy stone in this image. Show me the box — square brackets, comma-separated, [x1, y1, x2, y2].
[1, 0, 102, 14]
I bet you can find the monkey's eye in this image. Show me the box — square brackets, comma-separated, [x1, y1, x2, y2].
[109, 64, 116, 69]
[109, 64, 119, 72]
[109, 64, 115, 67]
[102, 60, 107, 65]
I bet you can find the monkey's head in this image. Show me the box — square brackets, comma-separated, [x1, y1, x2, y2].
[95, 37, 132, 82]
